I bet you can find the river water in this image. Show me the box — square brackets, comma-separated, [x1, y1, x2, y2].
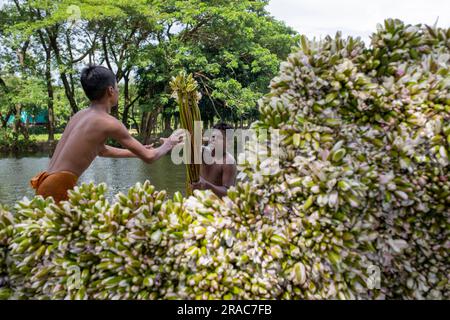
[0, 154, 186, 207]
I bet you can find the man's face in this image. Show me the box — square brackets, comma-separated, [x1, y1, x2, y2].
[209, 129, 226, 154]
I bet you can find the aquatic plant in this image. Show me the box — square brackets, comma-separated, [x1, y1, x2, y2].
[170, 72, 202, 195]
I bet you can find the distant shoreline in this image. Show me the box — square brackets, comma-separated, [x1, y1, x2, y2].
[0, 140, 58, 156]
[0, 135, 167, 157]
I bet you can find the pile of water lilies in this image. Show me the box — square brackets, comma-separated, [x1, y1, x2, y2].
[0, 19, 448, 300]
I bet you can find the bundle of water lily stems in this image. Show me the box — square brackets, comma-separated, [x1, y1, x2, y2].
[170, 72, 202, 195]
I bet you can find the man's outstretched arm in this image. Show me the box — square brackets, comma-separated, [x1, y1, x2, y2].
[105, 118, 182, 163]
[98, 144, 154, 158]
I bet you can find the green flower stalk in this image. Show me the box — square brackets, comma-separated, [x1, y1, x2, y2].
[170, 72, 202, 195]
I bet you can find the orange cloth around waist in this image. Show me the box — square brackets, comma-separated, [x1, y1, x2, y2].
[30, 171, 78, 203]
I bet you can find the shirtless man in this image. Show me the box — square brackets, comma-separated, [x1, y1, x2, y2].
[30, 65, 183, 202]
[190, 123, 237, 197]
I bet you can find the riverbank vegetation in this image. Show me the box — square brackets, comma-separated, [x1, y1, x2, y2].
[0, 0, 298, 150]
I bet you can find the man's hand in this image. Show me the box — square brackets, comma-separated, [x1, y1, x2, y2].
[190, 176, 209, 191]
[160, 129, 185, 149]
[106, 117, 183, 163]
[144, 144, 154, 150]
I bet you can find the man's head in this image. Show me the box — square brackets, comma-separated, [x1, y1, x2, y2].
[209, 122, 233, 155]
[81, 65, 118, 108]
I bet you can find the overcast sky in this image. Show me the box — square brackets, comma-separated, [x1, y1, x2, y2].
[267, 0, 450, 42]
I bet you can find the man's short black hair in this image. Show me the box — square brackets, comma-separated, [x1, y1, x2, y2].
[80, 65, 116, 101]
[212, 122, 233, 132]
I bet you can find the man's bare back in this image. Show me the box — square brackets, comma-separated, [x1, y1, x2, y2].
[49, 108, 116, 176]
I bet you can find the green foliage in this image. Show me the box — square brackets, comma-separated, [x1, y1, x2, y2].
[1, 0, 296, 145]
[137, 0, 298, 123]
[0, 128, 16, 150]
[0, 76, 47, 109]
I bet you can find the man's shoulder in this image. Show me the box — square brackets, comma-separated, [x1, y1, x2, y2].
[90, 112, 120, 127]
[76, 111, 121, 137]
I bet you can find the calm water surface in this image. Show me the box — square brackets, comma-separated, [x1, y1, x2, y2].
[0, 154, 186, 207]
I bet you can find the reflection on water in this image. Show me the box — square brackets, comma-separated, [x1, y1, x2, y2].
[0, 154, 186, 207]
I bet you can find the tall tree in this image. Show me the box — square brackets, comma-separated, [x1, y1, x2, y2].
[96, 12, 158, 124]
[1, 0, 297, 146]
[137, 0, 298, 138]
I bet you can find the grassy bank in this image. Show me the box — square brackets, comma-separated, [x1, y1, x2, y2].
[0, 134, 60, 155]
[0, 131, 155, 156]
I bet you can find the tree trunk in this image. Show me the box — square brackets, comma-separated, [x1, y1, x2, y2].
[164, 113, 172, 133]
[0, 75, 12, 128]
[122, 74, 131, 127]
[155, 114, 161, 135]
[174, 114, 179, 129]
[140, 112, 148, 137]
[129, 103, 139, 133]
[48, 29, 78, 114]
[44, 47, 55, 141]
[1, 110, 13, 128]
[142, 113, 155, 145]
[13, 104, 21, 137]
[140, 112, 152, 144]
[13, 104, 28, 141]
[25, 117, 30, 134]
[140, 107, 161, 144]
